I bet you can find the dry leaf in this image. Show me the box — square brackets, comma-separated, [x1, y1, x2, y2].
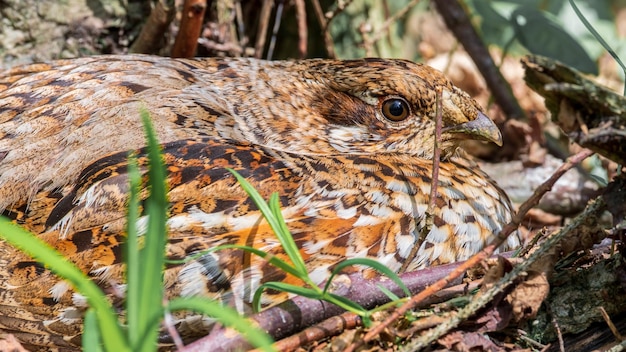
[507, 270, 550, 322]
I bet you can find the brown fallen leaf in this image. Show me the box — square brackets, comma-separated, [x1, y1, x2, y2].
[507, 270, 550, 322]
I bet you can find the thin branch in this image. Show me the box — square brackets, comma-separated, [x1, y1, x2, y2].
[399, 86, 443, 274]
[163, 303, 185, 350]
[271, 312, 362, 350]
[254, 0, 274, 59]
[324, 0, 356, 28]
[551, 308, 566, 352]
[266, 1, 285, 60]
[294, 0, 308, 58]
[310, 0, 336, 58]
[234, 1, 249, 53]
[362, 0, 421, 49]
[599, 306, 624, 342]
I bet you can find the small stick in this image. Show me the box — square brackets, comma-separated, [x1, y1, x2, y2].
[163, 303, 185, 350]
[599, 306, 625, 342]
[324, 0, 357, 28]
[270, 312, 362, 351]
[362, 0, 421, 49]
[552, 310, 565, 352]
[398, 86, 443, 274]
[266, 1, 285, 60]
[294, 0, 308, 58]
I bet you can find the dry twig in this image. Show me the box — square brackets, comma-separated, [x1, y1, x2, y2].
[599, 306, 625, 342]
[294, 0, 308, 58]
[254, 0, 274, 59]
[362, 0, 421, 50]
[398, 86, 443, 274]
[266, 1, 285, 60]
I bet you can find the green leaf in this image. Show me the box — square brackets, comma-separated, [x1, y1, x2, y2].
[259, 282, 321, 300]
[227, 169, 308, 277]
[324, 292, 369, 316]
[168, 298, 275, 352]
[376, 285, 401, 302]
[166, 244, 303, 279]
[125, 152, 142, 349]
[83, 309, 104, 352]
[469, 0, 518, 49]
[252, 282, 321, 312]
[511, 5, 598, 74]
[132, 108, 169, 352]
[267, 193, 307, 274]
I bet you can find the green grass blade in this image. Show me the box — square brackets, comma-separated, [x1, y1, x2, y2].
[252, 281, 369, 318]
[138, 110, 169, 349]
[0, 218, 129, 352]
[257, 281, 321, 299]
[253, 281, 322, 312]
[324, 292, 369, 318]
[267, 193, 307, 274]
[83, 309, 104, 352]
[134, 109, 169, 351]
[323, 258, 410, 298]
[168, 298, 275, 352]
[166, 244, 302, 278]
[376, 285, 401, 302]
[216, 244, 302, 277]
[569, 0, 626, 94]
[125, 153, 142, 348]
[227, 169, 307, 276]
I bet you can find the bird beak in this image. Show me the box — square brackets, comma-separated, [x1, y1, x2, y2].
[442, 112, 503, 146]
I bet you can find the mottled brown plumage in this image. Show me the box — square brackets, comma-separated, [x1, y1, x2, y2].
[0, 55, 520, 350]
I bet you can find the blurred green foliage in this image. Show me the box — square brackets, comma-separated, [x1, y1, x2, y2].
[466, 0, 622, 74]
[319, 0, 624, 75]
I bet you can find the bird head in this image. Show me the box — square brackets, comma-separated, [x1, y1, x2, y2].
[275, 58, 503, 158]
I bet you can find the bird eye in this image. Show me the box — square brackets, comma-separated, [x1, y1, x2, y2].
[381, 98, 410, 122]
